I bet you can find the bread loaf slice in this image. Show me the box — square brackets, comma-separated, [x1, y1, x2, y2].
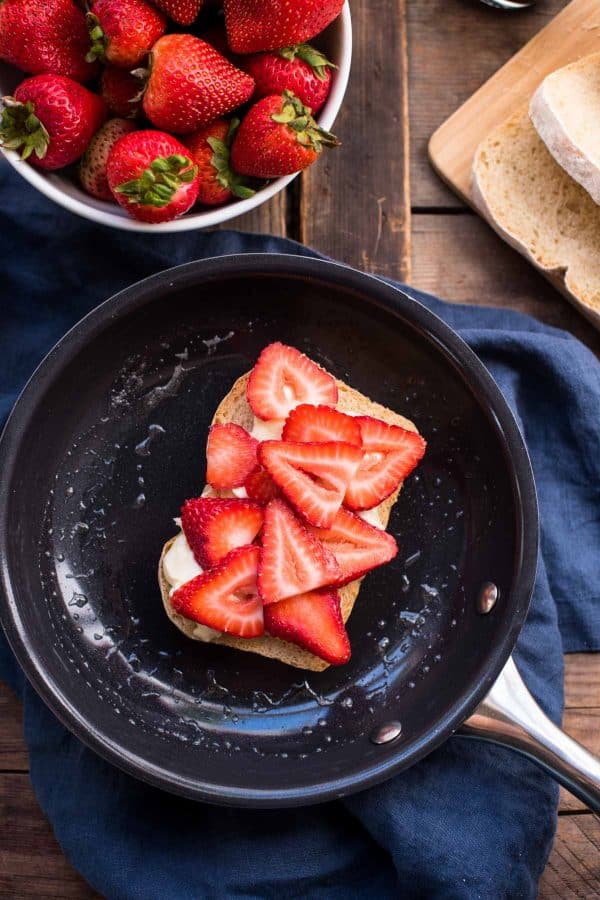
[159, 372, 418, 672]
[471, 106, 600, 328]
[530, 53, 600, 206]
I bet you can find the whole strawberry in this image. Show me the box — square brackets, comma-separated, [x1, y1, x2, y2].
[142, 34, 254, 134]
[224, 0, 345, 54]
[107, 129, 200, 223]
[79, 118, 136, 200]
[150, 0, 203, 25]
[87, 0, 166, 68]
[0, 0, 97, 83]
[231, 90, 339, 178]
[184, 118, 254, 205]
[0, 74, 107, 170]
[100, 66, 143, 118]
[244, 45, 335, 115]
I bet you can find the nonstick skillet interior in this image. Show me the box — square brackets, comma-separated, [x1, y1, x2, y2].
[0, 255, 537, 806]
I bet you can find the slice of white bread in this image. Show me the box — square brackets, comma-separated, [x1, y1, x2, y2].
[159, 372, 418, 672]
[471, 106, 600, 328]
[530, 53, 600, 207]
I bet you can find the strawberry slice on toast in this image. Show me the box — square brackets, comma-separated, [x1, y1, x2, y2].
[258, 498, 340, 604]
[171, 545, 263, 638]
[162, 340, 427, 670]
[181, 497, 263, 568]
[264, 587, 350, 665]
[345, 416, 426, 510]
[310, 507, 398, 586]
[206, 422, 258, 489]
[283, 403, 362, 446]
[244, 468, 282, 505]
[259, 439, 362, 528]
[247, 342, 338, 420]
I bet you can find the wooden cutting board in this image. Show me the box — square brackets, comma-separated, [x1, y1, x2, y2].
[429, 0, 600, 204]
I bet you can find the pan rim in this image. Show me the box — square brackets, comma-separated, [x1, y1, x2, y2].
[0, 253, 539, 806]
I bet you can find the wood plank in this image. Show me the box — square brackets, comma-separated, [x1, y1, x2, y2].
[539, 814, 600, 899]
[0, 683, 26, 772]
[559, 708, 600, 812]
[0, 774, 100, 898]
[299, 0, 411, 281]
[407, 0, 566, 208]
[213, 190, 287, 236]
[560, 655, 600, 811]
[410, 213, 600, 355]
[565, 654, 600, 709]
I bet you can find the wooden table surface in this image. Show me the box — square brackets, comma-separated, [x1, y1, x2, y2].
[2, 1, 600, 896]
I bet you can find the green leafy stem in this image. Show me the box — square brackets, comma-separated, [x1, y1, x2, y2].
[115, 154, 198, 207]
[0, 97, 50, 160]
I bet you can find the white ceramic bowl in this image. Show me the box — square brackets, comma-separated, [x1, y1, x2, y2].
[0, 4, 351, 232]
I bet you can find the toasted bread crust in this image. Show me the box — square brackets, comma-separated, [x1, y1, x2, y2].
[529, 54, 600, 208]
[471, 106, 600, 327]
[159, 371, 418, 671]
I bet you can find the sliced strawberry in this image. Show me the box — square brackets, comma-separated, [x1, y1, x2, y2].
[264, 587, 350, 665]
[206, 423, 259, 489]
[257, 499, 340, 604]
[259, 440, 363, 528]
[283, 404, 362, 446]
[247, 342, 338, 420]
[181, 497, 263, 568]
[171, 545, 263, 638]
[345, 417, 427, 510]
[310, 507, 397, 586]
[244, 468, 282, 505]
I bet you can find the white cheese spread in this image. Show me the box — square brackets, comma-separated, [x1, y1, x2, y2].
[163, 531, 221, 642]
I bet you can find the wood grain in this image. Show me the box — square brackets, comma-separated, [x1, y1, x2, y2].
[410, 213, 600, 354]
[0, 683, 26, 772]
[407, 0, 567, 208]
[428, 0, 600, 203]
[560, 708, 600, 812]
[299, 0, 411, 280]
[0, 774, 100, 899]
[214, 191, 287, 237]
[565, 654, 600, 708]
[539, 814, 600, 899]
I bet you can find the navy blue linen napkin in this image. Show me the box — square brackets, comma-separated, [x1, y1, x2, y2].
[1, 161, 599, 899]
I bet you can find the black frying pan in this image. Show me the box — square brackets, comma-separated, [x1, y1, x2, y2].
[1, 254, 598, 809]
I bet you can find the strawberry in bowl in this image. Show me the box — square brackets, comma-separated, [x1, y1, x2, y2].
[106, 129, 200, 222]
[0, 0, 351, 230]
[85, 0, 167, 69]
[231, 90, 339, 179]
[224, 0, 345, 54]
[0, 0, 97, 83]
[0, 74, 106, 170]
[243, 44, 336, 115]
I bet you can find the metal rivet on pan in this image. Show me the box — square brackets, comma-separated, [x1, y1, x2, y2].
[477, 582, 498, 614]
[370, 721, 402, 745]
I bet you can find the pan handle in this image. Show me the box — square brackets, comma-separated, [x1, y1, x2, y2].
[458, 656, 600, 814]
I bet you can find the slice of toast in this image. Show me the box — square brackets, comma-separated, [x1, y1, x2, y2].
[159, 372, 418, 672]
[471, 106, 600, 328]
[530, 53, 600, 207]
